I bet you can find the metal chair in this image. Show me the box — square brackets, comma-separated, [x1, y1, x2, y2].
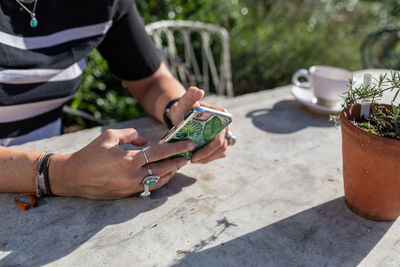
[361, 28, 400, 70]
[145, 20, 234, 96]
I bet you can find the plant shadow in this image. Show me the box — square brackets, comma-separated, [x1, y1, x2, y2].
[246, 100, 334, 134]
[173, 197, 393, 266]
[0, 173, 196, 267]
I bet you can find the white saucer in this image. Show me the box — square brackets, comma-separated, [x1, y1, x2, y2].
[291, 85, 342, 115]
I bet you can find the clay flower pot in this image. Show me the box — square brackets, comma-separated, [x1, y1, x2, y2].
[340, 104, 400, 221]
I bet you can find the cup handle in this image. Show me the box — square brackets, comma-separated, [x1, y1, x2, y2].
[292, 69, 310, 88]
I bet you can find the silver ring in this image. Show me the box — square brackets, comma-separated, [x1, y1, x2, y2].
[142, 175, 161, 186]
[140, 174, 161, 198]
[146, 166, 153, 175]
[141, 147, 149, 164]
[225, 130, 236, 146]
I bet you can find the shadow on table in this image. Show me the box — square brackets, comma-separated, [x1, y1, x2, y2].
[0, 173, 196, 267]
[246, 100, 334, 134]
[172, 197, 393, 266]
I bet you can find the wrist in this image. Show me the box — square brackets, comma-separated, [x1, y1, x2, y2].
[169, 101, 181, 126]
[48, 153, 74, 197]
[163, 98, 180, 128]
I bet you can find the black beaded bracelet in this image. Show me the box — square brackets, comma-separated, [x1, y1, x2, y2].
[163, 98, 180, 129]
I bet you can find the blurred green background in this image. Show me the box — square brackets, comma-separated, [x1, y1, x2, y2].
[63, 0, 400, 131]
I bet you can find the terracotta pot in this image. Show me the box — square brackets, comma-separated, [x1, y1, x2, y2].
[340, 104, 400, 221]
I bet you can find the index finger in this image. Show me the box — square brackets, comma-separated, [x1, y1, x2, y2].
[199, 102, 228, 112]
[135, 141, 195, 165]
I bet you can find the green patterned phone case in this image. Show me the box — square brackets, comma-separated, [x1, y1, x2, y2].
[160, 106, 233, 160]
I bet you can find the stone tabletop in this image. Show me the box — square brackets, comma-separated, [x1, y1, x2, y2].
[1, 85, 399, 267]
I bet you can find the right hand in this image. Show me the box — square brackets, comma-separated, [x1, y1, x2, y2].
[49, 128, 195, 200]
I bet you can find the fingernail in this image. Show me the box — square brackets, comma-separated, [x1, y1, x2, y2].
[187, 142, 196, 150]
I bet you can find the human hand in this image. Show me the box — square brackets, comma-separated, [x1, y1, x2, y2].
[169, 87, 233, 164]
[49, 128, 195, 200]
[169, 86, 204, 126]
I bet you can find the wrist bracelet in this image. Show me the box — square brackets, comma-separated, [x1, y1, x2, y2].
[14, 152, 53, 211]
[163, 98, 180, 129]
[43, 153, 54, 196]
[36, 152, 53, 197]
[35, 152, 46, 198]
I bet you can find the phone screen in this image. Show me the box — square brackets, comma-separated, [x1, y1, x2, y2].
[160, 107, 232, 159]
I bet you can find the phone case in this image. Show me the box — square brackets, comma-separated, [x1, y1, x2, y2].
[161, 106, 232, 160]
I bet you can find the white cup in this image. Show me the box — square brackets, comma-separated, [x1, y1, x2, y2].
[292, 65, 352, 106]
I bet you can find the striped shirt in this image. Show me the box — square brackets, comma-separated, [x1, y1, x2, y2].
[0, 0, 161, 146]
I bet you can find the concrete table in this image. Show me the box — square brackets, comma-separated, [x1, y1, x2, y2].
[1, 85, 399, 267]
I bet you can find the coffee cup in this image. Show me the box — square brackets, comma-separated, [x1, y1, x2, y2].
[292, 65, 352, 106]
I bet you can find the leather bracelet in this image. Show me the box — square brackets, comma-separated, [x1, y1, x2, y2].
[43, 153, 54, 196]
[163, 98, 180, 129]
[35, 152, 47, 198]
[36, 153, 53, 197]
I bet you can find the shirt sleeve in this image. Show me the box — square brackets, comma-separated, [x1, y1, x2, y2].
[97, 1, 161, 81]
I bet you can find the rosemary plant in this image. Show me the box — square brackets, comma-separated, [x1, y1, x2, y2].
[330, 71, 400, 140]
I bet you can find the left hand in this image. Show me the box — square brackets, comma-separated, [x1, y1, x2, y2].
[169, 87, 233, 164]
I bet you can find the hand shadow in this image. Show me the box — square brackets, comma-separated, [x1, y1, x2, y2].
[151, 173, 197, 199]
[246, 100, 334, 134]
[172, 197, 394, 266]
[0, 173, 196, 267]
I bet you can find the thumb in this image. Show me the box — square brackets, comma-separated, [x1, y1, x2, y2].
[172, 87, 204, 123]
[101, 128, 148, 147]
[178, 87, 204, 110]
[118, 128, 148, 146]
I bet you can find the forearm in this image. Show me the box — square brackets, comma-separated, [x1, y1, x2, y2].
[125, 63, 185, 124]
[0, 146, 71, 195]
[0, 146, 42, 193]
[0, 128, 198, 199]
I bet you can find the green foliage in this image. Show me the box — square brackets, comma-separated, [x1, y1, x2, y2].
[369, 104, 400, 139]
[63, 50, 147, 130]
[343, 71, 400, 139]
[230, 0, 400, 94]
[137, 0, 400, 94]
[66, 0, 400, 130]
[136, 0, 240, 28]
[355, 121, 378, 135]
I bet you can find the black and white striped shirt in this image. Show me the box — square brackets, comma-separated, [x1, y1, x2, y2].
[0, 0, 161, 146]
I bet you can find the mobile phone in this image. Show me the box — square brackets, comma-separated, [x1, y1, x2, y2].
[160, 106, 233, 160]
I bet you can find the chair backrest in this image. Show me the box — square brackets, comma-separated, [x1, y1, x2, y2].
[145, 20, 234, 96]
[361, 28, 400, 70]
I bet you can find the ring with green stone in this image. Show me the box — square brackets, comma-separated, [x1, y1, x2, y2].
[143, 175, 160, 186]
[140, 167, 160, 198]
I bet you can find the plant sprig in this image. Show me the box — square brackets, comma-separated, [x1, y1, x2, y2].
[332, 70, 400, 140]
[343, 71, 400, 107]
